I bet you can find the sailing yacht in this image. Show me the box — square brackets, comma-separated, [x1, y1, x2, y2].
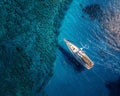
[64, 39, 94, 69]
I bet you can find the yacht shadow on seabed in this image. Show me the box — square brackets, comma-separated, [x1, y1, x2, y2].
[58, 45, 85, 72]
[105, 76, 120, 96]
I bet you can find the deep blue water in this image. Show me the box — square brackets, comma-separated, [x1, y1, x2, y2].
[45, 0, 120, 96]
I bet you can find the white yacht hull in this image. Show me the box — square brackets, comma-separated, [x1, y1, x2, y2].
[64, 39, 94, 69]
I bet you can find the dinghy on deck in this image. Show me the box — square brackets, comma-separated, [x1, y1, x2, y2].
[64, 39, 94, 69]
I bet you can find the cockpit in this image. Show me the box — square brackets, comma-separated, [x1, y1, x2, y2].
[71, 45, 79, 52]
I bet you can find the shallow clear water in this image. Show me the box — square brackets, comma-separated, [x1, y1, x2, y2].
[45, 0, 120, 96]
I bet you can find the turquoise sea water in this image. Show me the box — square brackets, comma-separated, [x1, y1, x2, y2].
[0, 0, 119, 96]
[45, 0, 120, 96]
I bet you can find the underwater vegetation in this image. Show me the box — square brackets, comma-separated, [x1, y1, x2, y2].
[0, 0, 73, 96]
[82, 4, 103, 20]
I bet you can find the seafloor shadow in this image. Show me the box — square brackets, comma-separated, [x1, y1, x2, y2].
[105, 76, 120, 96]
[58, 45, 84, 72]
[82, 4, 103, 21]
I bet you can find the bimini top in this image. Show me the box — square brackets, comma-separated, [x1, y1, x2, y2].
[64, 38, 94, 69]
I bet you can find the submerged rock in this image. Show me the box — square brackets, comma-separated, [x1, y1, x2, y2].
[82, 4, 103, 20]
[0, 0, 73, 96]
